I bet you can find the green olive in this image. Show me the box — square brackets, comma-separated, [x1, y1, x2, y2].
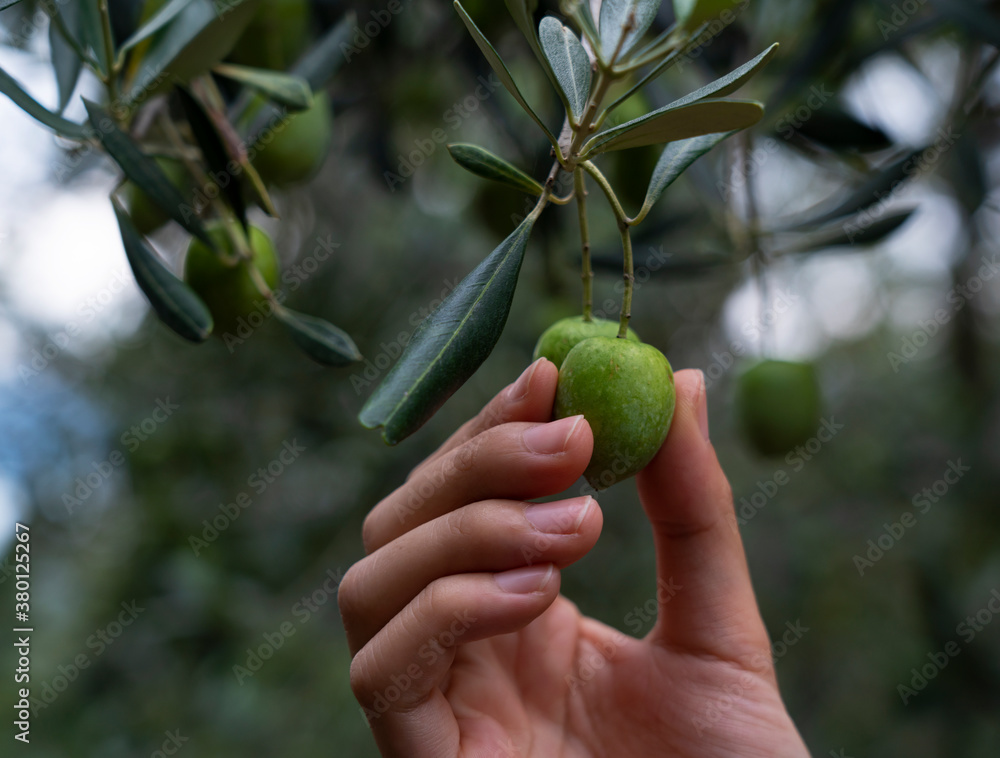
[555, 337, 676, 490]
[533, 316, 640, 368]
[183, 224, 280, 336]
[736, 360, 822, 457]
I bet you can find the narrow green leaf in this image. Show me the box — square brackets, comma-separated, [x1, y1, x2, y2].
[787, 148, 926, 229]
[119, 0, 197, 53]
[640, 131, 734, 218]
[360, 216, 537, 444]
[292, 12, 357, 90]
[0, 67, 89, 139]
[79, 0, 107, 76]
[84, 99, 211, 246]
[791, 105, 892, 152]
[175, 86, 248, 228]
[276, 308, 361, 367]
[213, 64, 312, 111]
[586, 99, 763, 154]
[447, 143, 544, 195]
[931, 0, 1000, 49]
[670, 43, 779, 108]
[48, 3, 83, 113]
[503, 0, 561, 92]
[539, 16, 592, 121]
[127, 0, 260, 101]
[112, 199, 213, 343]
[606, 43, 776, 130]
[600, 0, 660, 61]
[793, 209, 917, 254]
[455, 1, 558, 149]
[560, 0, 600, 48]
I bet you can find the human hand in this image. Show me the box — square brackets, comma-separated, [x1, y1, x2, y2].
[340, 358, 811, 757]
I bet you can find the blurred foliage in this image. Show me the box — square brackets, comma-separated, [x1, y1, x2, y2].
[2, 0, 1000, 756]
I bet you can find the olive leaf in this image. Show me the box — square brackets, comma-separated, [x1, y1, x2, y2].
[930, 0, 1000, 49]
[112, 199, 213, 343]
[360, 216, 537, 445]
[291, 12, 357, 89]
[791, 209, 917, 254]
[49, 2, 83, 113]
[0, 67, 89, 140]
[784, 148, 926, 229]
[600, 0, 660, 61]
[83, 99, 212, 246]
[275, 308, 362, 367]
[455, 1, 558, 149]
[119, 0, 197, 54]
[790, 105, 892, 152]
[606, 42, 778, 129]
[213, 64, 313, 111]
[447, 144, 544, 195]
[503, 0, 563, 94]
[175, 86, 249, 228]
[539, 16, 592, 121]
[638, 131, 734, 219]
[126, 0, 260, 101]
[585, 99, 763, 154]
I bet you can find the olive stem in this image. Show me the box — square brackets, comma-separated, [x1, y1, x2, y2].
[617, 223, 635, 339]
[98, 0, 121, 119]
[741, 131, 770, 359]
[574, 168, 594, 322]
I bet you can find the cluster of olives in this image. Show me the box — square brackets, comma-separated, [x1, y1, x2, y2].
[119, 0, 335, 338]
[533, 317, 823, 490]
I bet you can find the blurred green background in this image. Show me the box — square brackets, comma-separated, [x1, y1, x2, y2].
[2, 0, 1000, 755]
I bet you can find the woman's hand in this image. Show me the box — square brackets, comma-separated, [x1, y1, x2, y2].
[339, 358, 811, 757]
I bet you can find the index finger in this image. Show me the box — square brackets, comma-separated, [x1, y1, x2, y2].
[408, 358, 558, 480]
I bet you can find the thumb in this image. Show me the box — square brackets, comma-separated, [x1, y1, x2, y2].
[636, 369, 772, 665]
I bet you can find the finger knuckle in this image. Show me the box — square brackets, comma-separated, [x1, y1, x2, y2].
[337, 564, 365, 621]
[349, 652, 377, 703]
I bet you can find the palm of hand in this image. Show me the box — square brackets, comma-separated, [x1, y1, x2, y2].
[443, 597, 796, 758]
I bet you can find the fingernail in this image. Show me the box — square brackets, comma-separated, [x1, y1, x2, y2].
[525, 497, 593, 534]
[509, 359, 542, 403]
[495, 565, 554, 594]
[523, 415, 584, 455]
[695, 370, 710, 442]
